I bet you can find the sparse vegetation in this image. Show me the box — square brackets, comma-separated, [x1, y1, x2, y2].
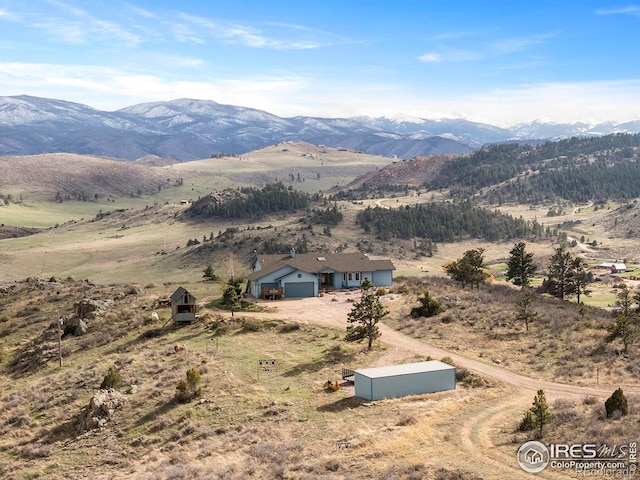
[175, 367, 203, 402]
[100, 365, 122, 390]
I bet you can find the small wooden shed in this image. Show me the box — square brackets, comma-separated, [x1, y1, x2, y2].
[170, 287, 197, 324]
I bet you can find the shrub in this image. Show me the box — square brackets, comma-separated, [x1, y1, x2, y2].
[605, 388, 628, 418]
[175, 367, 202, 402]
[440, 356, 455, 366]
[279, 322, 301, 333]
[411, 291, 442, 318]
[519, 411, 535, 432]
[100, 366, 122, 390]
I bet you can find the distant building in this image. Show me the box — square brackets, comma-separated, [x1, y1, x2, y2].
[611, 263, 627, 273]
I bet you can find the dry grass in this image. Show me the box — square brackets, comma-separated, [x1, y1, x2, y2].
[0, 278, 497, 479]
[384, 276, 639, 386]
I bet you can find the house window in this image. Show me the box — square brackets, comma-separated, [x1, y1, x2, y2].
[343, 273, 347, 281]
[297, 273, 302, 278]
[348, 273, 353, 281]
[355, 273, 360, 281]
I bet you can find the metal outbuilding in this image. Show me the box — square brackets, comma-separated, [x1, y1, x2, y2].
[354, 360, 456, 401]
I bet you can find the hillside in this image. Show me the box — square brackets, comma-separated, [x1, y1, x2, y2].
[0, 154, 173, 200]
[337, 154, 456, 193]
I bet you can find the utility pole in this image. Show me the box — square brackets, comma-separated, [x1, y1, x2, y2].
[57, 314, 63, 367]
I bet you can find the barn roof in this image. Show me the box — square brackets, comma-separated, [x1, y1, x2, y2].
[355, 360, 454, 379]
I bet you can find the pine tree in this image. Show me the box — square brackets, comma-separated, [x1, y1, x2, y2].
[530, 389, 551, 437]
[222, 283, 242, 317]
[546, 246, 574, 300]
[345, 278, 388, 350]
[506, 242, 537, 286]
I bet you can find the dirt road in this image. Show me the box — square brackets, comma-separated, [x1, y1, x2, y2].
[243, 292, 640, 479]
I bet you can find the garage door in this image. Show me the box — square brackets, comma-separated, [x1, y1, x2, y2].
[284, 282, 315, 298]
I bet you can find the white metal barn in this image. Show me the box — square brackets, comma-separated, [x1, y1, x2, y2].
[354, 360, 456, 401]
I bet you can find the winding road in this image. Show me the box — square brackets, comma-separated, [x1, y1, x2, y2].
[242, 292, 640, 479]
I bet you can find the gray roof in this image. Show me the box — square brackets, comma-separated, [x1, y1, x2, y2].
[247, 252, 395, 281]
[170, 286, 195, 303]
[355, 360, 454, 379]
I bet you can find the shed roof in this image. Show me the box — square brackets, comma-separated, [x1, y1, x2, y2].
[355, 360, 454, 379]
[170, 286, 195, 302]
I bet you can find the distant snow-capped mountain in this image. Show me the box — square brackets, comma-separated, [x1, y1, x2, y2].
[0, 95, 638, 161]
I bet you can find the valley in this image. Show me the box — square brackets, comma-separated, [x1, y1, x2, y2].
[1, 135, 640, 479]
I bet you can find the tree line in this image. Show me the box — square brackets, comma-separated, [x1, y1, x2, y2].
[356, 202, 549, 243]
[185, 183, 318, 220]
[428, 133, 640, 203]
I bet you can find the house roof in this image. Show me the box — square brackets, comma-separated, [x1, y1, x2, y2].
[247, 252, 395, 281]
[170, 286, 195, 302]
[355, 360, 454, 379]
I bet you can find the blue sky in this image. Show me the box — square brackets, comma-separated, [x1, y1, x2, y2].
[0, 0, 639, 125]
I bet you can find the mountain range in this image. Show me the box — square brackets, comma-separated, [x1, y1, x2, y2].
[1, 95, 639, 161]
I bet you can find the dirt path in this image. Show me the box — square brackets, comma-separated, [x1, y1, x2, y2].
[241, 292, 640, 479]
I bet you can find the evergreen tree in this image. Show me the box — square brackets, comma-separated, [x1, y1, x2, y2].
[604, 388, 629, 418]
[569, 257, 592, 304]
[345, 279, 388, 350]
[506, 242, 537, 286]
[605, 287, 638, 353]
[545, 246, 574, 300]
[529, 389, 551, 437]
[222, 283, 242, 317]
[445, 248, 490, 289]
[411, 291, 442, 318]
[202, 265, 218, 282]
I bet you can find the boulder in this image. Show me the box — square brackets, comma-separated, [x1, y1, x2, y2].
[76, 389, 125, 433]
[73, 299, 113, 319]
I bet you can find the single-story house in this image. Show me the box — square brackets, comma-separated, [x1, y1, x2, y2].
[354, 360, 456, 401]
[247, 250, 395, 299]
[170, 286, 198, 324]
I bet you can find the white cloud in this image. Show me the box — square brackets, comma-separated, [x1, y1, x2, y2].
[596, 6, 640, 15]
[488, 33, 555, 55]
[0, 62, 310, 111]
[20, 0, 143, 46]
[418, 52, 442, 62]
[178, 12, 332, 50]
